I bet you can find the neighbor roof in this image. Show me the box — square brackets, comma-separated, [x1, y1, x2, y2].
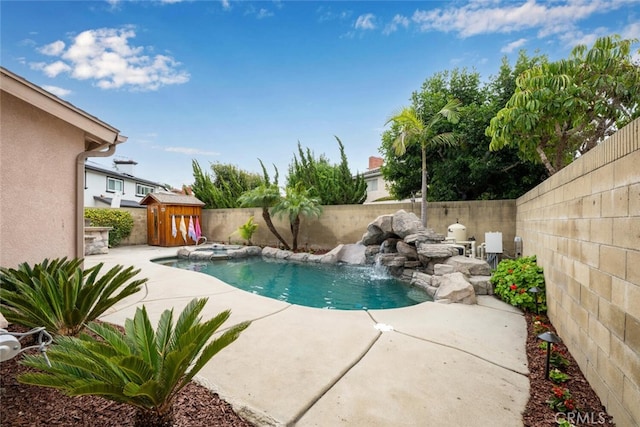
[85, 163, 167, 188]
[93, 196, 144, 209]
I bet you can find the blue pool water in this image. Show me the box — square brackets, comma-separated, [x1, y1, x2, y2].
[156, 257, 431, 310]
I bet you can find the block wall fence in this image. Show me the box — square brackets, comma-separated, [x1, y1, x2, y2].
[108, 201, 517, 250]
[516, 117, 640, 427]
[200, 200, 517, 254]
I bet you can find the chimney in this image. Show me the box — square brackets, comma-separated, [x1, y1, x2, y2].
[113, 159, 138, 176]
[368, 156, 384, 170]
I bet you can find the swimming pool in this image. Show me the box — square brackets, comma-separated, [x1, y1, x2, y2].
[156, 257, 431, 310]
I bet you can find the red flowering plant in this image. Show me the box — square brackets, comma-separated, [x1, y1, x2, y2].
[538, 342, 571, 369]
[547, 386, 577, 412]
[490, 256, 546, 312]
[532, 314, 551, 335]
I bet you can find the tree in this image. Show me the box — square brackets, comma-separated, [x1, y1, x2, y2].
[271, 184, 322, 251]
[487, 34, 640, 175]
[19, 298, 249, 427]
[287, 137, 366, 205]
[237, 161, 291, 250]
[380, 65, 547, 202]
[191, 160, 262, 208]
[384, 98, 461, 227]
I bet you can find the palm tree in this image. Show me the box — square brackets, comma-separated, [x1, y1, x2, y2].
[271, 184, 322, 251]
[19, 298, 250, 427]
[238, 184, 291, 250]
[385, 98, 461, 227]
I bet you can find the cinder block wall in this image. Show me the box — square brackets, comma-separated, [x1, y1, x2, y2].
[516, 118, 640, 427]
[202, 200, 516, 253]
[119, 208, 148, 246]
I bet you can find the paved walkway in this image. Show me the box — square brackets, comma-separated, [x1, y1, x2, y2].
[87, 246, 530, 426]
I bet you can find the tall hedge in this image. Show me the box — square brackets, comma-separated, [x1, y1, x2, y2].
[84, 208, 134, 247]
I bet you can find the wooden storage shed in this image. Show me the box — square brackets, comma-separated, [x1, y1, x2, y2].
[140, 193, 205, 247]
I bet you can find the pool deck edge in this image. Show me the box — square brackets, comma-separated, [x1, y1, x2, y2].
[87, 245, 529, 427]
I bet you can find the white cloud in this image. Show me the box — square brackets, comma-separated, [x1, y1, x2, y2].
[42, 85, 72, 97]
[31, 60, 72, 77]
[355, 13, 376, 31]
[501, 38, 527, 53]
[411, 0, 624, 39]
[31, 27, 189, 91]
[221, 0, 231, 10]
[38, 40, 65, 56]
[621, 21, 640, 40]
[257, 8, 274, 19]
[383, 14, 410, 35]
[159, 146, 220, 156]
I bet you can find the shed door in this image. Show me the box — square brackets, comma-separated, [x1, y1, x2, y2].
[149, 206, 160, 246]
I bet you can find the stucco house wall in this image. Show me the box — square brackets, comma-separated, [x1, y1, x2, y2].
[1, 67, 124, 268]
[363, 169, 391, 203]
[1, 91, 82, 266]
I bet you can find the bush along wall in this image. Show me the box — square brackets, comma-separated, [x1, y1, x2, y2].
[84, 208, 134, 247]
[490, 255, 546, 312]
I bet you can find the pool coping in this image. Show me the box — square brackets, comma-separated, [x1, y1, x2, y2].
[87, 245, 530, 427]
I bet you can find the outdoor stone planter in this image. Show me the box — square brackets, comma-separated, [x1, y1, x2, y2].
[84, 226, 112, 255]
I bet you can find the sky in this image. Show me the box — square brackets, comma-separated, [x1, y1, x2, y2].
[2, 0, 639, 189]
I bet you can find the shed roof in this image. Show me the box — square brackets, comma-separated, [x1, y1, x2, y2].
[140, 192, 205, 206]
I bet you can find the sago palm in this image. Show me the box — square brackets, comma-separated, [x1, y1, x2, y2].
[385, 98, 461, 227]
[19, 298, 250, 427]
[0, 258, 146, 336]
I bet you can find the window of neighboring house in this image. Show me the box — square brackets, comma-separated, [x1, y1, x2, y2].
[107, 177, 124, 194]
[136, 183, 155, 197]
[367, 179, 378, 192]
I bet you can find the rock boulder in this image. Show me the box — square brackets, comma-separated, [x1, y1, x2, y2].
[434, 272, 477, 304]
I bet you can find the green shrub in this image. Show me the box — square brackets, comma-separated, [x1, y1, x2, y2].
[490, 255, 546, 312]
[238, 216, 258, 244]
[19, 298, 250, 427]
[0, 257, 146, 336]
[84, 208, 134, 247]
[549, 368, 570, 383]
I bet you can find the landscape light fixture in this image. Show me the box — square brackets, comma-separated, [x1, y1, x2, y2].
[538, 331, 561, 379]
[528, 286, 540, 314]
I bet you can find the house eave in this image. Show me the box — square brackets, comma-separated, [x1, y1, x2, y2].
[1, 67, 120, 146]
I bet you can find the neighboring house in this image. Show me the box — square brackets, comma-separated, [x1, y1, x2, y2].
[363, 156, 391, 203]
[1, 67, 126, 267]
[84, 159, 168, 208]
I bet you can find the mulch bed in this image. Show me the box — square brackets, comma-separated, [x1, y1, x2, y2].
[2, 311, 615, 426]
[522, 311, 614, 426]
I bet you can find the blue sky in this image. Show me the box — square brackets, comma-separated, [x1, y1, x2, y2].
[2, 0, 639, 188]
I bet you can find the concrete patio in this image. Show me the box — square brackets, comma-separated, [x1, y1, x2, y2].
[87, 245, 530, 426]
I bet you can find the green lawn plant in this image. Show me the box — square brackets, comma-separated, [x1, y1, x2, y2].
[549, 368, 570, 384]
[84, 208, 134, 247]
[490, 255, 546, 312]
[0, 257, 146, 336]
[19, 298, 250, 427]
